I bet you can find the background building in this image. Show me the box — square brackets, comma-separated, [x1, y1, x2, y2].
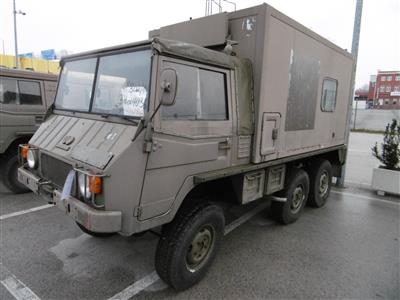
[368, 70, 400, 109]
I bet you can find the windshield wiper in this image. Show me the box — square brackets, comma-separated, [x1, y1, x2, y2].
[121, 116, 140, 125]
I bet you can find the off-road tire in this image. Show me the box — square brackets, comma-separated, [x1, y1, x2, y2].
[271, 168, 309, 224]
[155, 203, 225, 291]
[1, 151, 30, 194]
[76, 222, 116, 238]
[307, 159, 332, 208]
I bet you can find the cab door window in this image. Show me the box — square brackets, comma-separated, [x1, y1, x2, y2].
[0, 78, 42, 105]
[18, 80, 42, 105]
[162, 62, 228, 120]
[0, 78, 18, 104]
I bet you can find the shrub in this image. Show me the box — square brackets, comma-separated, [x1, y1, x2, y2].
[371, 118, 400, 170]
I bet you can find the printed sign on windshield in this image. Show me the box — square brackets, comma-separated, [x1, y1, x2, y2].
[121, 86, 147, 117]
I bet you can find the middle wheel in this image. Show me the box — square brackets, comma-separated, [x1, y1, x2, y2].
[271, 168, 310, 224]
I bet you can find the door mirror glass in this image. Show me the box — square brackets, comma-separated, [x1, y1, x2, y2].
[160, 68, 177, 106]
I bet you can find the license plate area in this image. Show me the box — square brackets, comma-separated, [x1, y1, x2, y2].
[18, 167, 40, 193]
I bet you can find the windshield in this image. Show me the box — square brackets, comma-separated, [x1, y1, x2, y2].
[55, 49, 152, 118]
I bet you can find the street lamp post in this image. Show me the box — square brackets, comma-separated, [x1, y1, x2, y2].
[13, 0, 26, 69]
[336, 0, 363, 187]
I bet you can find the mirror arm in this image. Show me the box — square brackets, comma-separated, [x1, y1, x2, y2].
[131, 90, 165, 142]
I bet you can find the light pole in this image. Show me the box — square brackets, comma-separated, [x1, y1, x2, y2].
[336, 0, 363, 187]
[13, 0, 26, 68]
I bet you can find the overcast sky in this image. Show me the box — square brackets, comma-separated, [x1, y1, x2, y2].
[0, 0, 399, 88]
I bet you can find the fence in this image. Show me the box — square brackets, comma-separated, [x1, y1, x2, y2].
[0, 54, 59, 74]
[351, 109, 400, 131]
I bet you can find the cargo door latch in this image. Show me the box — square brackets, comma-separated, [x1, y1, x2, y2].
[272, 128, 278, 140]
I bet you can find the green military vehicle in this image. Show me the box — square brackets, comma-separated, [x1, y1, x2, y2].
[17, 4, 353, 290]
[0, 67, 57, 193]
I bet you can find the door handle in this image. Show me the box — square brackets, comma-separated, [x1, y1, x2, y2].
[218, 138, 231, 150]
[35, 115, 44, 123]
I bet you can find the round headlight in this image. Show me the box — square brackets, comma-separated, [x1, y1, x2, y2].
[27, 149, 38, 169]
[78, 173, 91, 199]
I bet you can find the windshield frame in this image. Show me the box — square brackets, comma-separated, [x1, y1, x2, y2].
[54, 45, 153, 120]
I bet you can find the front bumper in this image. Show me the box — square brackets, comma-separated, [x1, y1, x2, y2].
[18, 167, 122, 233]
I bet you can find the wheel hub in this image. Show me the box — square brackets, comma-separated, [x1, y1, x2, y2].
[186, 225, 214, 272]
[290, 185, 305, 214]
[319, 171, 329, 196]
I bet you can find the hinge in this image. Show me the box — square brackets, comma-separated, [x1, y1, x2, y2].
[143, 141, 152, 153]
[133, 206, 142, 217]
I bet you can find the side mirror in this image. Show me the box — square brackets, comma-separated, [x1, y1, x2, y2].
[160, 68, 177, 106]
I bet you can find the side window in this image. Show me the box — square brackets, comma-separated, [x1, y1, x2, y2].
[0, 78, 18, 104]
[18, 81, 42, 105]
[321, 79, 337, 112]
[162, 62, 228, 120]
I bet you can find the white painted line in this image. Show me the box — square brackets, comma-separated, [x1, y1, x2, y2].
[224, 201, 270, 235]
[1, 274, 40, 300]
[108, 271, 160, 300]
[331, 190, 400, 205]
[0, 204, 54, 221]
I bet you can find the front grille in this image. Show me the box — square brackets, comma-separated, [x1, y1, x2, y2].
[40, 154, 72, 188]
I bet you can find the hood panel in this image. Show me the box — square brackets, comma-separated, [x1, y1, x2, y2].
[30, 115, 136, 169]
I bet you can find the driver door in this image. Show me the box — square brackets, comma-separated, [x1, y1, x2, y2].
[138, 57, 234, 220]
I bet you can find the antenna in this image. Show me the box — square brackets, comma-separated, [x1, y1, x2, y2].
[205, 0, 236, 16]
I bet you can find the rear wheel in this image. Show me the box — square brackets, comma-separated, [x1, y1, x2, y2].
[76, 222, 116, 238]
[1, 151, 30, 194]
[271, 168, 309, 224]
[155, 203, 224, 291]
[307, 159, 332, 208]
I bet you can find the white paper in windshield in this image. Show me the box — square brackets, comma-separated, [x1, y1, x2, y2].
[121, 86, 147, 117]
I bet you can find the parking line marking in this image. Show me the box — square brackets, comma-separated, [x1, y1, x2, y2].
[1, 274, 40, 300]
[331, 190, 400, 205]
[224, 201, 270, 235]
[0, 204, 54, 221]
[108, 271, 160, 300]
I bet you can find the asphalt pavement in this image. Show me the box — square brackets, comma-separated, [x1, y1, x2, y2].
[0, 132, 399, 299]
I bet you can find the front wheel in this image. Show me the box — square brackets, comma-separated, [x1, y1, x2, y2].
[1, 152, 30, 194]
[155, 203, 225, 291]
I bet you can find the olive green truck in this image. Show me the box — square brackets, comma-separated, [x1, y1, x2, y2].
[0, 68, 57, 193]
[17, 4, 353, 290]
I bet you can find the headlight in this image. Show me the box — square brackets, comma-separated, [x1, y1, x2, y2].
[78, 173, 92, 199]
[27, 149, 38, 169]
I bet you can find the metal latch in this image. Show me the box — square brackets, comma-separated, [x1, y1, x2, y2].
[272, 128, 278, 140]
[218, 138, 231, 150]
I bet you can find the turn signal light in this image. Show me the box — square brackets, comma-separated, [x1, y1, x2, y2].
[89, 176, 102, 194]
[21, 145, 28, 160]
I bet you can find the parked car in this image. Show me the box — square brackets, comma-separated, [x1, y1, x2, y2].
[0, 67, 57, 193]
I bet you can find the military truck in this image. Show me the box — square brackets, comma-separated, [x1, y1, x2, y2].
[0, 68, 57, 193]
[17, 4, 353, 290]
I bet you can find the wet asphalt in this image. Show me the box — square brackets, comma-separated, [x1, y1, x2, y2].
[0, 132, 399, 299]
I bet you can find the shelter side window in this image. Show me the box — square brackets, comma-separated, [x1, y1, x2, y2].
[0, 78, 18, 104]
[162, 62, 228, 120]
[321, 79, 337, 112]
[18, 81, 42, 105]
